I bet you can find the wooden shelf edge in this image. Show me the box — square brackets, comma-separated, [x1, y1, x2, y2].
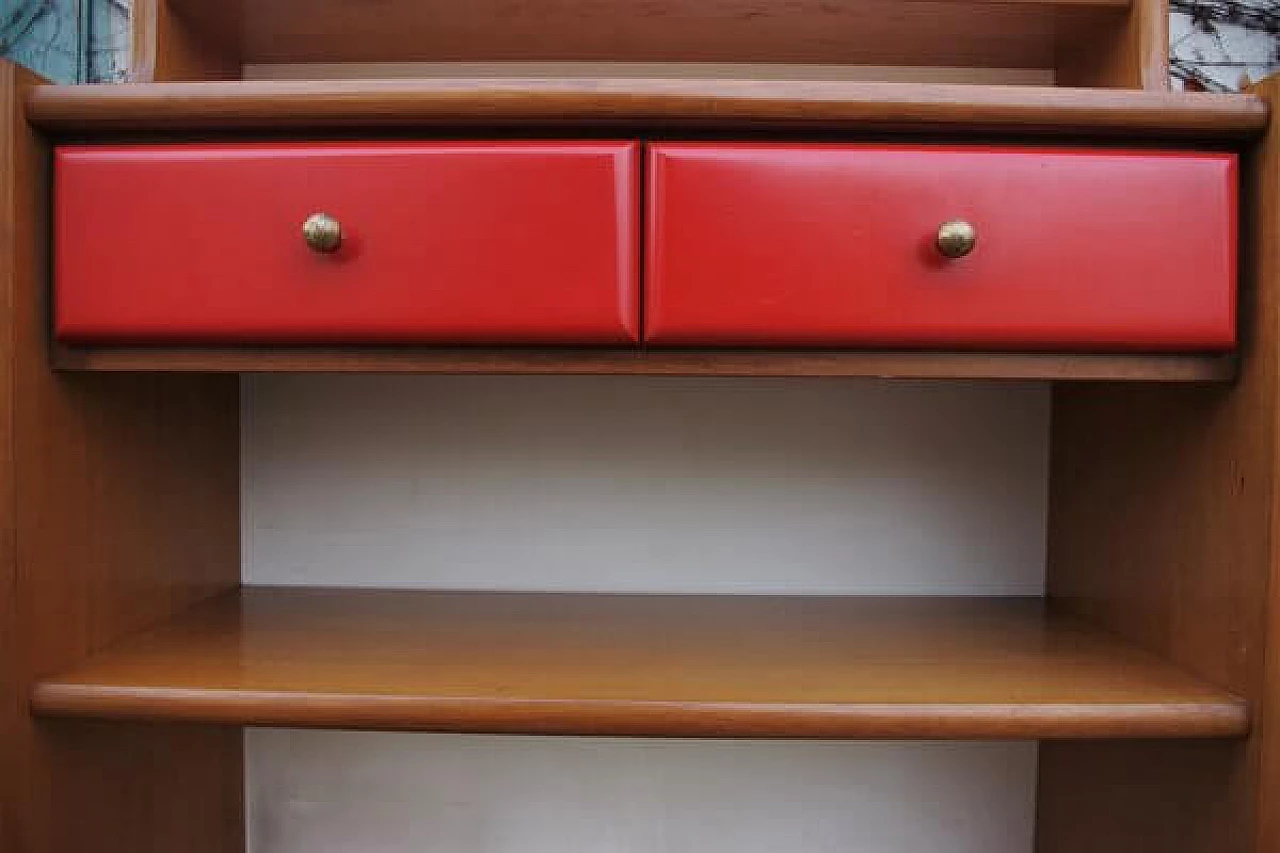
[50, 347, 1239, 382]
[26, 589, 1251, 740]
[30, 686, 1248, 740]
[25, 79, 1268, 138]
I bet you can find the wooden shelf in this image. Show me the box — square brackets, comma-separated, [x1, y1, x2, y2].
[25, 78, 1267, 137]
[50, 346, 1237, 381]
[32, 588, 1247, 739]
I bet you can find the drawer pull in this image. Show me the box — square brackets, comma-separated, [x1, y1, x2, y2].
[301, 212, 342, 253]
[935, 220, 977, 259]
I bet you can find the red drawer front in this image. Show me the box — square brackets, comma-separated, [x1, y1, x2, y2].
[647, 144, 1237, 350]
[56, 142, 639, 344]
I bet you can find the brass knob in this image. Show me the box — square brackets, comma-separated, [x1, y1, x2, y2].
[935, 220, 977, 259]
[302, 212, 342, 253]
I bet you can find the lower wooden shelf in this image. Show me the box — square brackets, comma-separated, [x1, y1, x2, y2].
[30, 588, 1246, 739]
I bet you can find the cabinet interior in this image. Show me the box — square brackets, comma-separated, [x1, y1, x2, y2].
[29, 370, 1265, 850]
[144, 0, 1160, 87]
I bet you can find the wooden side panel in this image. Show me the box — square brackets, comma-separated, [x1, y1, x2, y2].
[0, 61, 243, 853]
[0, 64, 16, 846]
[131, 0, 242, 82]
[1055, 0, 1168, 89]
[1038, 741, 1252, 851]
[1249, 73, 1280, 853]
[0, 61, 38, 853]
[1036, 75, 1280, 853]
[37, 721, 242, 853]
[1044, 381, 1268, 697]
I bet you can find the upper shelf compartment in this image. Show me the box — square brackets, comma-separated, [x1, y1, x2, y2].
[136, 0, 1166, 88]
[241, 0, 1128, 69]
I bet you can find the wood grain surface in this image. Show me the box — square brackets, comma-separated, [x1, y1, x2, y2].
[32, 588, 1248, 739]
[130, 0, 241, 83]
[50, 346, 1239, 382]
[0, 60, 243, 853]
[1035, 73, 1280, 853]
[1056, 0, 1169, 89]
[227, 0, 1127, 70]
[1037, 740, 1253, 851]
[23, 77, 1268, 136]
[1246, 72, 1280, 853]
[0, 67, 16, 846]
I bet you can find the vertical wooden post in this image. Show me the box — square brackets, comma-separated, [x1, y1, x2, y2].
[0, 60, 244, 853]
[131, 0, 243, 82]
[1246, 72, 1280, 853]
[1035, 75, 1280, 853]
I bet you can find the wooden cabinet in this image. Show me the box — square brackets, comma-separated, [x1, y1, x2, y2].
[646, 144, 1237, 349]
[55, 142, 640, 344]
[6, 0, 1280, 851]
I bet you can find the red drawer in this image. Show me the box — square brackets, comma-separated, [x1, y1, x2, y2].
[56, 142, 639, 344]
[646, 144, 1236, 350]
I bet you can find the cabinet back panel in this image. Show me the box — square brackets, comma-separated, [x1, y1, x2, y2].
[243, 375, 1049, 594]
[248, 731, 1036, 853]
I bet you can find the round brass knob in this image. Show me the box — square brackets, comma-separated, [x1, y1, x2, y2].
[302, 212, 342, 253]
[935, 220, 977, 259]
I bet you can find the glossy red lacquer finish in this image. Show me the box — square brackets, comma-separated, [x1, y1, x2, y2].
[56, 142, 639, 344]
[647, 144, 1237, 350]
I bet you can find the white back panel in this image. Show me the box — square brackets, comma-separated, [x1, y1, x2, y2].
[249, 731, 1036, 853]
[244, 376, 1049, 594]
